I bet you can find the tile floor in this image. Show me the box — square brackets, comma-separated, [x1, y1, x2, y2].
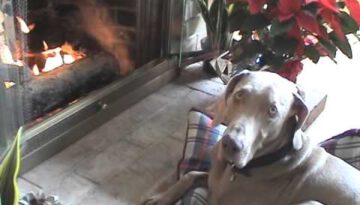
[18, 42, 360, 205]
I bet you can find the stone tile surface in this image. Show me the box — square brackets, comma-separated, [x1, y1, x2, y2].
[20, 49, 360, 205]
[21, 63, 216, 205]
[18, 177, 42, 195]
[99, 137, 183, 204]
[23, 144, 91, 185]
[74, 140, 143, 183]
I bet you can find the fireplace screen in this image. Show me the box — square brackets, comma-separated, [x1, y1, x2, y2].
[0, 0, 170, 126]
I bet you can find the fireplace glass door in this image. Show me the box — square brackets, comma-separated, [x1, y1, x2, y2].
[0, 0, 170, 125]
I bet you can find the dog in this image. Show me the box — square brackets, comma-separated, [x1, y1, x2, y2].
[142, 70, 360, 205]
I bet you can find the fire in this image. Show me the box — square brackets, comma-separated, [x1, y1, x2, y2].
[42, 46, 63, 72]
[32, 64, 40, 76]
[43, 41, 49, 50]
[16, 16, 31, 34]
[4, 81, 16, 89]
[30, 41, 86, 75]
[0, 15, 85, 76]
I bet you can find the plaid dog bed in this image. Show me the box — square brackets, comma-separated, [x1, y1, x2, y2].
[176, 109, 360, 205]
[320, 129, 360, 169]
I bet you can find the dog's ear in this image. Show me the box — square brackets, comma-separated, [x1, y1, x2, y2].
[291, 86, 309, 150]
[210, 70, 250, 127]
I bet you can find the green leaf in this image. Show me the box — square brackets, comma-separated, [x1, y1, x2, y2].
[329, 31, 352, 58]
[240, 14, 270, 32]
[318, 38, 337, 59]
[304, 45, 320, 63]
[228, 3, 249, 32]
[303, 3, 319, 15]
[0, 127, 22, 205]
[270, 19, 295, 37]
[196, 0, 216, 33]
[271, 36, 298, 56]
[263, 51, 285, 67]
[337, 1, 346, 9]
[230, 39, 266, 63]
[339, 11, 359, 34]
[209, 0, 222, 26]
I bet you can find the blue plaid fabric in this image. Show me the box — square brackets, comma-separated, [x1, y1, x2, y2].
[177, 109, 226, 177]
[320, 129, 360, 169]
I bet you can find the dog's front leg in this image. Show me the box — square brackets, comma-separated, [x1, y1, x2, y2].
[142, 171, 208, 205]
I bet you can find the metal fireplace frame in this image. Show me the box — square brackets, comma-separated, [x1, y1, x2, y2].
[17, 0, 184, 173]
[21, 57, 179, 174]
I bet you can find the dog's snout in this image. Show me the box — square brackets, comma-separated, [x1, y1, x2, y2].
[222, 134, 244, 154]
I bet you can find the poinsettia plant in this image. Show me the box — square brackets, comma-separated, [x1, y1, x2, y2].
[225, 0, 360, 81]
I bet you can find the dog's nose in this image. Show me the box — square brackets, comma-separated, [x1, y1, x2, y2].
[222, 134, 244, 154]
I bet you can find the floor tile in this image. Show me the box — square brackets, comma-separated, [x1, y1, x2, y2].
[99, 137, 183, 204]
[23, 143, 91, 184]
[74, 139, 143, 183]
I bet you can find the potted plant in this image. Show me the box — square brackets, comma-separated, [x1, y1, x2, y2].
[205, 0, 360, 82]
[196, 0, 233, 74]
[0, 127, 62, 205]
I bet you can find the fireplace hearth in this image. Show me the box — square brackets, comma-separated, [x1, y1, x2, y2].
[0, 0, 182, 172]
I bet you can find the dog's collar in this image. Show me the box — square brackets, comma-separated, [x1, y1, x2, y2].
[230, 140, 294, 177]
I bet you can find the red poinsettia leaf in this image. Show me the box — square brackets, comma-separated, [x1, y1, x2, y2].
[247, 0, 268, 14]
[345, 0, 360, 24]
[295, 43, 305, 56]
[319, 0, 339, 13]
[277, 0, 301, 21]
[296, 11, 321, 34]
[277, 60, 304, 82]
[278, 13, 294, 22]
[287, 24, 302, 40]
[305, 0, 319, 4]
[320, 9, 346, 41]
[278, 0, 302, 13]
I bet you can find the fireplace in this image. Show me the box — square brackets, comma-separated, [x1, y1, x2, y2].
[0, 0, 181, 172]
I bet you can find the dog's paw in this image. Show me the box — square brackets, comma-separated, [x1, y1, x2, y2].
[141, 194, 172, 205]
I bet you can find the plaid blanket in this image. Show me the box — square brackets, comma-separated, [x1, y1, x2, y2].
[320, 129, 360, 169]
[176, 109, 360, 205]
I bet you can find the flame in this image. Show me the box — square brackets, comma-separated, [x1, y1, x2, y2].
[16, 16, 31, 34]
[2, 15, 86, 75]
[63, 54, 75, 64]
[0, 44, 22, 66]
[42, 47, 63, 72]
[29, 41, 86, 75]
[4, 81, 16, 89]
[32, 65, 40, 76]
[43, 41, 49, 51]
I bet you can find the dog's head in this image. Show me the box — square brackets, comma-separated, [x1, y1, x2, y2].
[212, 70, 308, 168]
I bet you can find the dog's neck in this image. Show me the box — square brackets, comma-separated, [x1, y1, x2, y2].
[230, 119, 309, 178]
[231, 136, 294, 177]
[229, 132, 312, 181]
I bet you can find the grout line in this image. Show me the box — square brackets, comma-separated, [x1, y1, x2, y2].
[73, 170, 100, 186]
[19, 176, 43, 190]
[185, 85, 218, 96]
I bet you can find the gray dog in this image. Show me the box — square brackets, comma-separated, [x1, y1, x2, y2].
[143, 71, 360, 205]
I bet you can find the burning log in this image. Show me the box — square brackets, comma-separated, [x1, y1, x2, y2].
[17, 53, 121, 123]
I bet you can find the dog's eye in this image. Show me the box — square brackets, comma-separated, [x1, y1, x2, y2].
[268, 105, 278, 117]
[235, 90, 244, 99]
[234, 90, 246, 100]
